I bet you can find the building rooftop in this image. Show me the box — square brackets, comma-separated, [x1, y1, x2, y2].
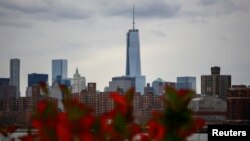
[153, 78, 164, 83]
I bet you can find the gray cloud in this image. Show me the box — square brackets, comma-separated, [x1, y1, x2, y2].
[103, 1, 181, 19]
[0, 0, 91, 21]
[179, 0, 250, 19]
[0, 7, 7, 16]
[199, 0, 218, 6]
[199, 0, 249, 15]
[150, 30, 166, 37]
[136, 2, 181, 18]
[0, 20, 32, 28]
[0, 1, 47, 14]
[1, 0, 249, 23]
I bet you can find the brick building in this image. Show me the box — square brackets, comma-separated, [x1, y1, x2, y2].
[227, 85, 250, 124]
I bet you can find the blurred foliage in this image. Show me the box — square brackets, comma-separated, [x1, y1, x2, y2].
[0, 84, 205, 141]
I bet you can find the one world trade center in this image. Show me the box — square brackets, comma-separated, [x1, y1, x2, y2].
[125, 5, 145, 94]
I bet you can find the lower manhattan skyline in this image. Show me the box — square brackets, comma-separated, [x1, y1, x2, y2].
[0, 0, 250, 96]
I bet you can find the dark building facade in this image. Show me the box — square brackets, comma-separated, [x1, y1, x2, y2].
[0, 78, 10, 86]
[87, 83, 96, 93]
[201, 66, 231, 101]
[0, 86, 16, 99]
[227, 85, 250, 124]
[28, 73, 48, 87]
[144, 83, 153, 95]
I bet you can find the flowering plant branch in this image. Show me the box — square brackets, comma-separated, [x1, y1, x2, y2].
[147, 87, 205, 141]
[1, 84, 205, 141]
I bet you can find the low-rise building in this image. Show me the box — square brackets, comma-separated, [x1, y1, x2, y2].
[189, 95, 227, 124]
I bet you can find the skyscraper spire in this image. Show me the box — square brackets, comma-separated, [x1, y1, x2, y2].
[133, 4, 135, 30]
[126, 4, 141, 76]
[76, 68, 79, 74]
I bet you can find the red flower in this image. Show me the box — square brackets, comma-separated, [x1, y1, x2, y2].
[100, 113, 113, 132]
[178, 89, 190, 97]
[127, 124, 141, 139]
[80, 114, 95, 130]
[178, 118, 205, 138]
[110, 92, 126, 106]
[37, 101, 47, 113]
[56, 124, 71, 141]
[194, 118, 205, 129]
[80, 132, 94, 141]
[56, 113, 71, 141]
[32, 119, 43, 130]
[148, 120, 166, 140]
[57, 113, 69, 126]
[110, 92, 128, 115]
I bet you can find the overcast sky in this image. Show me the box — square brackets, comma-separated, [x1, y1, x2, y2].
[0, 0, 250, 96]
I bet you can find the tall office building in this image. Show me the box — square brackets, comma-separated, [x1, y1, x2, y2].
[201, 66, 231, 101]
[10, 58, 20, 97]
[52, 59, 68, 83]
[28, 73, 48, 87]
[125, 6, 145, 94]
[126, 6, 141, 76]
[72, 68, 86, 93]
[177, 77, 196, 92]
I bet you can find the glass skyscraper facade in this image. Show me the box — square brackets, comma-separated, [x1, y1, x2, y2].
[177, 76, 196, 92]
[126, 29, 141, 76]
[10, 58, 20, 97]
[28, 73, 48, 87]
[52, 59, 68, 83]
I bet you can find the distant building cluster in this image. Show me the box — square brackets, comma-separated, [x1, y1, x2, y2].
[0, 84, 58, 126]
[0, 82, 164, 126]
